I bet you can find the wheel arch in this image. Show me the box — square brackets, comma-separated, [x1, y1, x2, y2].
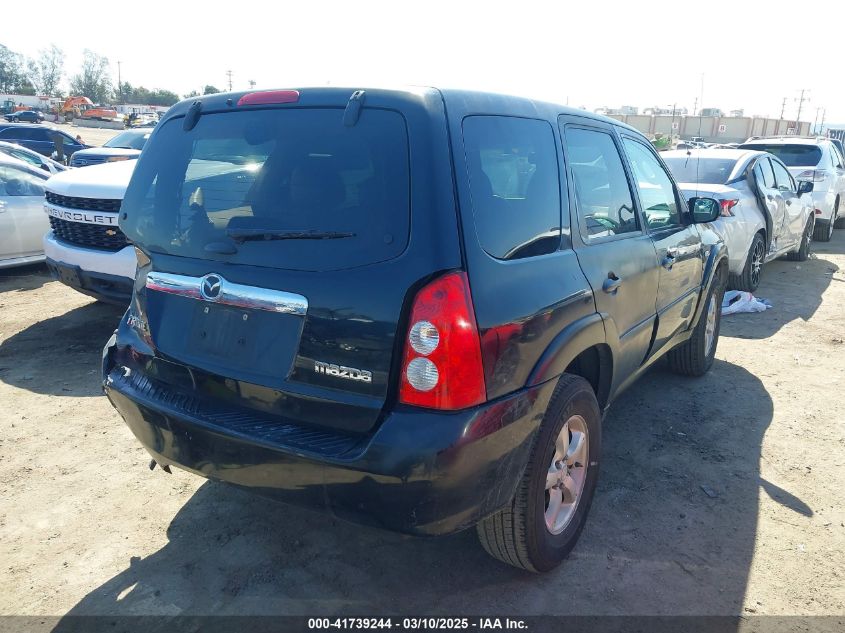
[526, 312, 613, 409]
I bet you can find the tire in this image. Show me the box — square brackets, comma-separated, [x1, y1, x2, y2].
[667, 272, 724, 377]
[476, 374, 601, 572]
[787, 217, 813, 262]
[834, 198, 845, 229]
[813, 218, 833, 242]
[728, 232, 764, 292]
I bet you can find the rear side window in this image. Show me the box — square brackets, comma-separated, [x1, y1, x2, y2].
[563, 127, 638, 239]
[739, 144, 822, 167]
[771, 160, 795, 192]
[462, 116, 561, 260]
[121, 108, 410, 272]
[755, 157, 776, 188]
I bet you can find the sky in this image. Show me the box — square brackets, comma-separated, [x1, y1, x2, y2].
[5, 0, 845, 124]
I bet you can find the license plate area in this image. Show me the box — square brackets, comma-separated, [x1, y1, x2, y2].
[189, 302, 256, 364]
[55, 263, 82, 288]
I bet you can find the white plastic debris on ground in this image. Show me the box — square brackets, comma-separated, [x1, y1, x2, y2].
[722, 290, 773, 315]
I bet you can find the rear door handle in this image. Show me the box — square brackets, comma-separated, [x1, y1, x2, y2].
[602, 274, 621, 294]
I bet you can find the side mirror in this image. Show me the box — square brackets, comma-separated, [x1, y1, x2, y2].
[688, 197, 720, 223]
[797, 180, 814, 195]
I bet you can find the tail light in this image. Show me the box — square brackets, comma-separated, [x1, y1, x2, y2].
[719, 199, 739, 217]
[796, 169, 829, 182]
[399, 271, 486, 410]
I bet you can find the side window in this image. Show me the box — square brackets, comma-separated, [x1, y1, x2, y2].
[0, 166, 45, 196]
[771, 160, 795, 192]
[10, 149, 41, 167]
[621, 137, 682, 229]
[830, 146, 843, 169]
[463, 116, 561, 260]
[756, 157, 776, 188]
[563, 127, 638, 239]
[1, 128, 25, 140]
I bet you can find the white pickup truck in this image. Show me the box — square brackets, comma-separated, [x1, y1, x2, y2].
[43, 159, 137, 304]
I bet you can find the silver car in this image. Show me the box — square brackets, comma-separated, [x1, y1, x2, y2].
[663, 149, 815, 292]
[0, 156, 50, 268]
[738, 137, 845, 242]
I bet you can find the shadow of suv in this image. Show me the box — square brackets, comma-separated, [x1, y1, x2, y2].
[102, 88, 728, 572]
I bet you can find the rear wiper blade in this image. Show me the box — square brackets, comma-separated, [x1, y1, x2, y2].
[226, 228, 355, 243]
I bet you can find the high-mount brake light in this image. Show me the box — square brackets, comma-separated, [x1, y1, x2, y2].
[237, 90, 300, 106]
[399, 272, 486, 410]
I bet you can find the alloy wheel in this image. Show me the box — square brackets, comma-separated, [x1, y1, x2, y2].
[544, 415, 589, 535]
[750, 240, 764, 287]
[705, 294, 717, 356]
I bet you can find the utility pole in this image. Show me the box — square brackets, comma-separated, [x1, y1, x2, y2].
[795, 88, 809, 127]
[248, 79, 256, 89]
[117, 61, 122, 104]
[226, 70, 233, 92]
[670, 103, 677, 142]
[813, 107, 822, 135]
[779, 97, 787, 120]
[692, 97, 698, 117]
[819, 109, 826, 134]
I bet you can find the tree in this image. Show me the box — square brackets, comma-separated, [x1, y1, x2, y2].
[203, 85, 220, 95]
[183, 90, 200, 99]
[0, 43, 32, 93]
[33, 45, 64, 96]
[70, 50, 112, 103]
[118, 82, 179, 106]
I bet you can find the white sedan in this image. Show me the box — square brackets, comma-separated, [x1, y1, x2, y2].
[0, 156, 50, 268]
[0, 140, 68, 175]
[663, 149, 815, 292]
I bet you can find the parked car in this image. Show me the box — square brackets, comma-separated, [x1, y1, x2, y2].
[829, 138, 845, 163]
[42, 159, 137, 303]
[0, 140, 67, 175]
[0, 124, 88, 160]
[102, 88, 728, 572]
[738, 137, 845, 241]
[70, 128, 151, 167]
[0, 155, 50, 268]
[4, 110, 45, 123]
[663, 149, 815, 291]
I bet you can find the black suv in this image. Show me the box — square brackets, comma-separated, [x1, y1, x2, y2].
[103, 88, 728, 572]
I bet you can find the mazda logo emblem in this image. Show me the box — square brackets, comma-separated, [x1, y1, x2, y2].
[200, 274, 223, 301]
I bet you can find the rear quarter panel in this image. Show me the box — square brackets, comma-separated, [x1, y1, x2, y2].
[442, 92, 597, 399]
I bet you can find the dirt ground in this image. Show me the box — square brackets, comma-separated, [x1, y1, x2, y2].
[0, 232, 843, 621]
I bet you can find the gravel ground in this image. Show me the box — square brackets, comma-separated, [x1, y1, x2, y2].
[0, 232, 843, 621]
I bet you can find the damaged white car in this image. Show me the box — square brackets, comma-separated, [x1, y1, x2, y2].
[663, 149, 815, 291]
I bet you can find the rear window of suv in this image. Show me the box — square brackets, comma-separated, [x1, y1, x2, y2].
[738, 144, 822, 167]
[120, 108, 410, 272]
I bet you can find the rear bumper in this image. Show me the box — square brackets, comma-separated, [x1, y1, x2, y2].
[44, 232, 135, 304]
[103, 337, 555, 536]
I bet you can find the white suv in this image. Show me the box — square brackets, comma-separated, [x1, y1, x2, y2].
[42, 160, 137, 304]
[739, 137, 845, 241]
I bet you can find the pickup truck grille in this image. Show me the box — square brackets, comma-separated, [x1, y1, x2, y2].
[45, 191, 122, 213]
[70, 154, 108, 167]
[49, 216, 130, 251]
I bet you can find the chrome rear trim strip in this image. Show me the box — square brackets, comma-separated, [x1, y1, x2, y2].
[146, 271, 308, 316]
